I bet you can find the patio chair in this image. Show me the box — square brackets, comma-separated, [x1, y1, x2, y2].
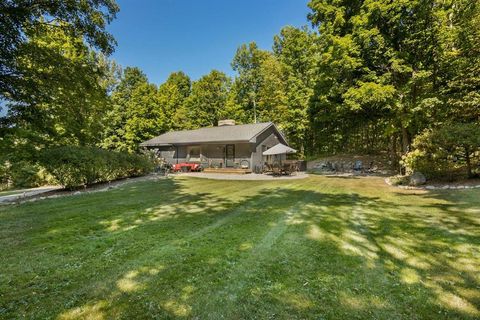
[291, 161, 299, 173]
[264, 162, 273, 173]
[282, 162, 293, 175]
[200, 161, 209, 170]
[240, 159, 250, 169]
[353, 160, 363, 172]
[272, 162, 282, 176]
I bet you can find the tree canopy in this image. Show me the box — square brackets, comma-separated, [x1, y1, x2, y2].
[0, 0, 119, 101]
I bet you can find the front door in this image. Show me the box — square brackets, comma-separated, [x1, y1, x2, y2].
[225, 144, 235, 167]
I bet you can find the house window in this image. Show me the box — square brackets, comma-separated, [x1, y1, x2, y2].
[188, 146, 201, 162]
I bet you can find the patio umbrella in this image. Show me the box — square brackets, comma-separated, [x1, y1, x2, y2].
[262, 143, 297, 155]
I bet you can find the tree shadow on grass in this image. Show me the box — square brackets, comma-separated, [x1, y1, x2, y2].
[295, 188, 480, 319]
[1, 178, 479, 319]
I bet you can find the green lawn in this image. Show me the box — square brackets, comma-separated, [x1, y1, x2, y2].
[1, 176, 479, 319]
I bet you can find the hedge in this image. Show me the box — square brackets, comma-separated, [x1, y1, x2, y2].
[40, 146, 154, 189]
[402, 123, 480, 180]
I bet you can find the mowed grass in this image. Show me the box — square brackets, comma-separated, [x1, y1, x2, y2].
[1, 176, 479, 319]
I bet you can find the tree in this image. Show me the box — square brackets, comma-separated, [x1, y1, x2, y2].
[403, 123, 480, 179]
[273, 26, 319, 152]
[4, 21, 112, 148]
[101, 67, 149, 151]
[306, 0, 472, 161]
[0, 21, 114, 187]
[158, 71, 192, 131]
[439, 1, 480, 123]
[165, 71, 191, 98]
[0, 0, 119, 101]
[254, 52, 288, 125]
[185, 70, 230, 127]
[231, 42, 268, 123]
[123, 82, 164, 152]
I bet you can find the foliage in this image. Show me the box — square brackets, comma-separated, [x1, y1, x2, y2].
[101, 69, 193, 151]
[0, 0, 119, 101]
[40, 146, 153, 188]
[1, 20, 114, 158]
[403, 123, 480, 179]
[273, 26, 320, 152]
[100, 67, 149, 151]
[185, 70, 231, 127]
[307, 0, 480, 161]
[158, 71, 192, 131]
[0, 160, 51, 189]
[231, 42, 268, 123]
[388, 175, 410, 186]
[123, 82, 164, 152]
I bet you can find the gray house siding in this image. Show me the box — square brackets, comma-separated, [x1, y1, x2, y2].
[251, 127, 284, 172]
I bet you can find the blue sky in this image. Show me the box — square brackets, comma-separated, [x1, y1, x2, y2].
[108, 0, 311, 85]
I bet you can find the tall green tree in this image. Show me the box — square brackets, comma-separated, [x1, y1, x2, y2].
[123, 82, 164, 152]
[231, 42, 268, 123]
[0, 0, 119, 101]
[185, 70, 230, 127]
[158, 71, 192, 131]
[231, 42, 291, 125]
[4, 22, 112, 148]
[439, 0, 480, 123]
[273, 26, 319, 152]
[101, 67, 149, 151]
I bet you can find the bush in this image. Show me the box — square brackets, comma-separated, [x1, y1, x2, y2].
[0, 160, 52, 189]
[403, 123, 480, 180]
[389, 175, 410, 186]
[40, 146, 154, 189]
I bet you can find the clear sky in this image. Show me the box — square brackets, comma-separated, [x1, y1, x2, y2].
[108, 0, 311, 85]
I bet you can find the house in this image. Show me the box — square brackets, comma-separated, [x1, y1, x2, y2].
[140, 120, 288, 172]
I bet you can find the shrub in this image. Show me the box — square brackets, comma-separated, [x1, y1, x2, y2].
[389, 175, 410, 186]
[0, 160, 51, 189]
[40, 146, 154, 189]
[403, 123, 480, 180]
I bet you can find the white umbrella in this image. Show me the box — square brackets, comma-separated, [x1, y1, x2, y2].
[262, 143, 297, 155]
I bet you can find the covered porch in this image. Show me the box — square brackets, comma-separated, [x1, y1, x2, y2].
[155, 142, 254, 170]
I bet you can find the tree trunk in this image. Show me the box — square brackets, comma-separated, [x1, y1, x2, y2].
[390, 134, 398, 171]
[465, 147, 473, 178]
[399, 126, 410, 175]
[401, 126, 409, 154]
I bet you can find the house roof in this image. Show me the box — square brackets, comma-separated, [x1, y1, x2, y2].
[140, 122, 287, 147]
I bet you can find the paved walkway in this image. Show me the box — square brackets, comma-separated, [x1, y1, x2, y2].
[176, 172, 309, 181]
[0, 186, 62, 203]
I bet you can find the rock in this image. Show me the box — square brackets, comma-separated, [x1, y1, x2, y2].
[73, 191, 81, 195]
[409, 172, 426, 186]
